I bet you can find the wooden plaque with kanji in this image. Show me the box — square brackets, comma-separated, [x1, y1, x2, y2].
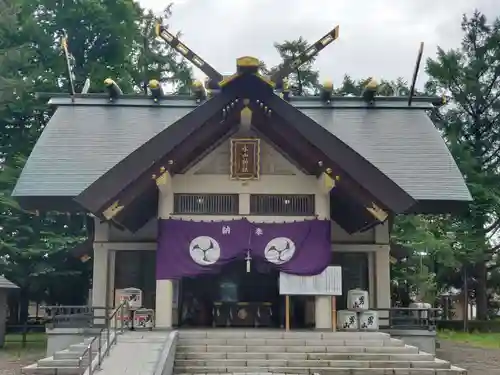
[230, 138, 260, 180]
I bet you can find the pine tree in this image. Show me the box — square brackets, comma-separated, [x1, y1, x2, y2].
[425, 11, 500, 319]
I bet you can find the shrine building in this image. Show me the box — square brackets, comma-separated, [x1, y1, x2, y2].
[12, 25, 471, 330]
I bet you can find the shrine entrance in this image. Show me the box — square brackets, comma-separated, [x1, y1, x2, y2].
[178, 260, 308, 328]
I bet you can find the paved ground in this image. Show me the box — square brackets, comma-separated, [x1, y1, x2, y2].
[98, 331, 168, 375]
[0, 350, 44, 375]
[437, 340, 500, 375]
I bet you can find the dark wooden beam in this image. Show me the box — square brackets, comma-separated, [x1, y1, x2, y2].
[96, 108, 243, 230]
[249, 104, 384, 233]
[75, 91, 238, 215]
[250, 102, 388, 208]
[330, 187, 381, 234]
[263, 93, 416, 213]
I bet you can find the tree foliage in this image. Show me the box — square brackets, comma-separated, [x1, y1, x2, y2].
[424, 11, 500, 318]
[0, 0, 193, 320]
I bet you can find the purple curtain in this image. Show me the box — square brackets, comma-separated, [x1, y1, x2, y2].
[248, 220, 331, 275]
[156, 219, 250, 280]
[156, 218, 331, 280]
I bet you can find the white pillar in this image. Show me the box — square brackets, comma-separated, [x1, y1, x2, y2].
[107, 250, 116, 308]
[315, 296, 332, 329]
[314, 188, 332, 330]
[155, 280, 173, 328]
[156, 175, 174, 328]
[92, 244, 108, 324]
[375, 246, 391, 310]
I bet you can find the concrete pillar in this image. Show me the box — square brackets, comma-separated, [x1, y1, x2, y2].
[156, 178, 174, 328]
[314, 189, 332, 329]
[155, 280, 173, 328]
[315, 296, 332, 330]
[375, 246, 391, 309]
[107, 250, 116, 308]
[92, 245, 109, 324]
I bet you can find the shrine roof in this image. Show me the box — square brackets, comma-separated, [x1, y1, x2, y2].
[12, 93, 471, 215]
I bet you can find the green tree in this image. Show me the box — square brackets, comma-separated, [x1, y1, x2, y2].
[0, 0, 193, 319]
[133, 5, 192, 95]
[425, 11, 500, 319]
[265, 38, 320, 95]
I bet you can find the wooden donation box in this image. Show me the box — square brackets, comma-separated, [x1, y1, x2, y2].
[212, 279, 273, 327]
[212, 302, 273, 327]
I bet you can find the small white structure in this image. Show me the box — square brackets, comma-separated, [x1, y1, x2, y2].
[337, 310, 358, 330]
[359, 310, 379, 330]
[347, 289, 369, 310]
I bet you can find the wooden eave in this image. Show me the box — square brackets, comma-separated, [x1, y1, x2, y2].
[75, 90, 242, 217]
[261, 94, 416, 214]
[84, 107, 243, 232]
[75, 73, 417, 232]
[250, 104, 383, 233]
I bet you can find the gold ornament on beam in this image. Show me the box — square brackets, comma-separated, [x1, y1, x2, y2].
[366, 202, 388, 222]
[102, 201, 124, 220]
[156, 171, 170, 187]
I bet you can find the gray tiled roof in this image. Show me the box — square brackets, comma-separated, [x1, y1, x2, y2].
[13, 100, 471, 204]
[0, 276, 19, 289]
[299, 106, 471, 202]
[13, 105, 191, 197]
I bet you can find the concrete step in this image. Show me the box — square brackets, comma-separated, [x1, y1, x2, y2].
[177, 338, 404, 347]
[173, 366, 466, 374]
[22, 364, 82, 375]
[176, 352, 436, 361]
[176, 345, 420, 354]
[178, 330, 390, 340]
[68, 341, 104, 353]
[53, 350, 90, 360]
[174, 359, 451, 369]
[37, 358, 82, 368]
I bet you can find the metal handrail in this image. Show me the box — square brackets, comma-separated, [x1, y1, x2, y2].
[78, 302, 128, 375]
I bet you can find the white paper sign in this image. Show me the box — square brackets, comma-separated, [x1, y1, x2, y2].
[279, 266, 342, 296]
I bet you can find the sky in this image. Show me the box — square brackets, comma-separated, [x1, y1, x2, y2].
[138, 0, 498, 88]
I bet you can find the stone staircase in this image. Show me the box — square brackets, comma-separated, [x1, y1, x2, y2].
[23, 331, 111, 375]
[174, 330, 467, 375]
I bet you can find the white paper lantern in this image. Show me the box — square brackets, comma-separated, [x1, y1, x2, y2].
[337, 310, 358, 330]
[347, 289, 369, 310]
[359, 310, 379, 330]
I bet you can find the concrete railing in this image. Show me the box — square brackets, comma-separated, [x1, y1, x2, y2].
[153, 331, 179, 375]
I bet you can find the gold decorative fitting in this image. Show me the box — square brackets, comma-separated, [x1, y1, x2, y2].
[104, 78, 114, 86]
[160, 166, 166, 173]
[148, 79, 160, 89]
[323, 80, 334, 90]
[366, 203, 388, 222]
[102, 201, 124, 220]
[335, 175, 340, 181]
[154, 22, 161, 37]
[218, 73, 239, 87]
[365, 78, 378, 90]
[325, 167, 332, 174]
[156, 172, 169, 187]
[192, 80, 203, 88]
[236, 56, 259, 67]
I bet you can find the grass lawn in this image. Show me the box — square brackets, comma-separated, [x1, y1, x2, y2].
[438, 330, 500, 348]
[1, 333, 46, 358]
